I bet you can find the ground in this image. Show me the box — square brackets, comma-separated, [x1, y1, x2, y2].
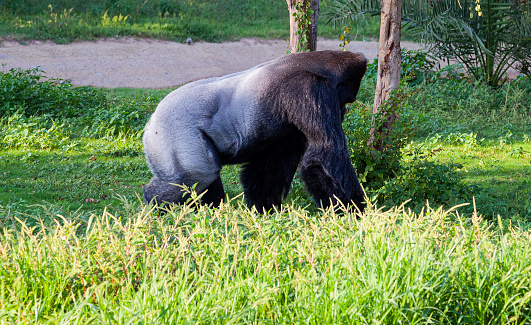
[0, 37, 422, 88]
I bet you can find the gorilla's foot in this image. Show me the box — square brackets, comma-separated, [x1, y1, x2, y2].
[143, 177, 185, 205]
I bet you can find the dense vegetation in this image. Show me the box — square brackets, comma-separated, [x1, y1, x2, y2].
[1, 199, 530, 323]
[1, 1, 531, 322]
[1, 55, 530, 321]
[0, 0, 381, 43]
[326, 0, 531, 86]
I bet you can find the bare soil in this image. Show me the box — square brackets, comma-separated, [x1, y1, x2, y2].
[0, 37, 423, 89]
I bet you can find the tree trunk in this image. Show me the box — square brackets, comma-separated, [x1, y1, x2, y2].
[286, 0, 319, 53]
[368, 0, 402, 151]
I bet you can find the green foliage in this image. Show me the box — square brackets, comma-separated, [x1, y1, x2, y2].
[326, 0, 531, 87]
[343, 50, 531, 217]
[426, 132, 484, 148]
[0, 0, 379, 43]
[405, 71, 531, 137]
[344, 96, 414, 189]
[291, 0, 314, 53]
[344, 98, 482, 214]
[345, 50, 423, 193]
[0, 67, 156, 140]
[400, 49, 437, 85]
[0, 113, 72, 150]
[404, 0, 531, 86]
[0, 202, 530, 322]
[0, 66, 106, 118]
[82, 97, 152, 138]
[375, 156, 478, 209]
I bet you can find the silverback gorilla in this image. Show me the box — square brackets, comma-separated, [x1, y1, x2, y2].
[143, 50, 367, 212]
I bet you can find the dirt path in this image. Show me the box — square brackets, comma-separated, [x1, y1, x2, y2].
[0, 37, 422, 89]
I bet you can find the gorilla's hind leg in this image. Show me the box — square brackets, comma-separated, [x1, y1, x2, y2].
[143, 177, 186, 206]
[240, 132, 307, 211]
[200, 176, 224, 207]
[144, 176, 224, 207]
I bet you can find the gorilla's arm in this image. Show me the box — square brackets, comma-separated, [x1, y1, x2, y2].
[275, 71, 365, 210]
[299, 128, 364, 210]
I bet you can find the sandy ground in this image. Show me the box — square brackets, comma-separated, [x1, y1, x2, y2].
[0, 37, 423, 89]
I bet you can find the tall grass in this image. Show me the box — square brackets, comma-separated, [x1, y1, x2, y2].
[1, 198, 530, 323]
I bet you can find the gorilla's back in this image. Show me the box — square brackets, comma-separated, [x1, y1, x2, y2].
[144, 61, 273, 163]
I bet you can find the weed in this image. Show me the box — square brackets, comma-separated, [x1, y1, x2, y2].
[0, 113, 72, 150]
[0, 66, 106, 118]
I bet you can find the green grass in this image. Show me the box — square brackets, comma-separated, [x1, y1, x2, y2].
[402, 74, 531, 221]
[0, 0, 381, 44]
[1, 64, 530, 224]
[1, 54, 531, 322]
[1, 201, 530, 323]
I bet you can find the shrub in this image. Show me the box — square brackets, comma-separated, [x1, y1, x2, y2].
[344, 49, 486, 212]
[375, 156, 478, 210]
[82, 98, 151, 138]
[344, 99, 413, 189]
[0, 66, 106, 118]
[0, 113, 72, 150]
[0, 66, 154, 139]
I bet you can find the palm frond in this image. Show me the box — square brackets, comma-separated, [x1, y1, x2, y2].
[324, 0, 531, 85]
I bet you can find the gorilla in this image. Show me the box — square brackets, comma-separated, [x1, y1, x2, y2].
[143, 50, 367, 212]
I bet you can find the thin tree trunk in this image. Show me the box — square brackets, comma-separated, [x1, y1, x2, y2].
[286, 0, 319, 53]
[310, 0, 319, 51]
[368, 0, 402, 151]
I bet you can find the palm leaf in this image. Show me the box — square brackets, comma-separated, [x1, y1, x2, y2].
[324, 0, 531, 85]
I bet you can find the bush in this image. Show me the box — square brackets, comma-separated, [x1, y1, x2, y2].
[344, 49, 486, 213]
[0, 66, 106, 118]
[344, 100, 412, 189]
[82, 97, 151, 138]
[0, 66, 153, 139]
[375, 157, 477, 209]
[0, 113, 72, 150]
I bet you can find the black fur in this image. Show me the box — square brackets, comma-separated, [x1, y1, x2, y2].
[143, 50, 367, 212]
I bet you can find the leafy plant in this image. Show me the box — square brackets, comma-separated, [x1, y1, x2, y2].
[291, 0, 315, 52]
[0, 66, 106, 118]
[100, 11, 128, 27]
[426, 132, 484, 148]
[344, 89, 416, 189]
[0, 113, 72, 150]
[374, 153, 478, 210]
[83, 98, 150, 138]
[326, 0, 531, 86]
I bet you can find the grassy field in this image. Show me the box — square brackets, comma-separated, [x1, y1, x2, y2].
[0, 0, 381, 44]
[1, 1, 531, 321]
[2, 62, 530, 226]
[1, 199, 530, 323]
[1, 61, 530, 323]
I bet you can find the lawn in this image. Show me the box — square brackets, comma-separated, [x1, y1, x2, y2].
[1, 52, 530, 325]
[0, 1, 531, 321]
[0, 0, 382, 44]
